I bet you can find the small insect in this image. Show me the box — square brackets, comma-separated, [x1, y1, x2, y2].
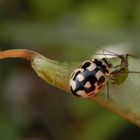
[69, 51, 132, 98]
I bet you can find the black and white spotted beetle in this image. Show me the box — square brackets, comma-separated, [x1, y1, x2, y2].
[69, 53, 131, 98]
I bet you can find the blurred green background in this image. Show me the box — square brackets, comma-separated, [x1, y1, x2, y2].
[0, 0, 140, 140]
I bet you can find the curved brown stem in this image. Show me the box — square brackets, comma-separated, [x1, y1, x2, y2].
[0, 49, 38, 61]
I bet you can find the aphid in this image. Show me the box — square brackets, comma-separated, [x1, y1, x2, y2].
[69, 51, 132, 98]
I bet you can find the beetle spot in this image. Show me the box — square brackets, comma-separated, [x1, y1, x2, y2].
[76, 90, 86, 96]
[95, 70, 103, 80]
[84, 81, 91, 88]
[102, 58, 111, 67]
[93, 59, 102, 66]
[97, 76, 105, 85]
[70, 79, 76, 90]
[85, 83, 96, 93]
[77, 74, 85, 82]
[87, 63, 96, 71]
[81, 62, 91, 69]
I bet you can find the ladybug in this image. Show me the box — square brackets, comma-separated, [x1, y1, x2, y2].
[69, 57, 113, 98]
[69, 53, 132, 98]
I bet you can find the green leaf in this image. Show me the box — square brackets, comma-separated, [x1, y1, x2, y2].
[1, 49, 140, 127]
[31, 50, 140, 127]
